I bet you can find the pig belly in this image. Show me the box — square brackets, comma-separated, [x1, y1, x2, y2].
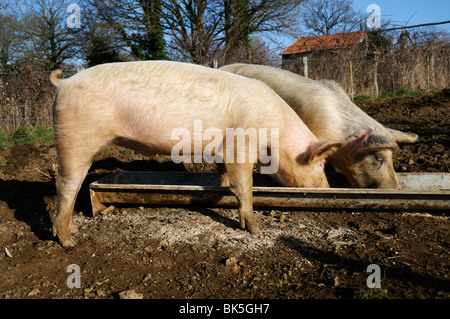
[112, 137, 176, 156]
[111, 135, 224, 158]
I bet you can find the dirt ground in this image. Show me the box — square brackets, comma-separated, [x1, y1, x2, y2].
[0, 89, 448, 300]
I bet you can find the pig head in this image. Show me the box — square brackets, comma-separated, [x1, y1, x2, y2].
[318, 81, 418, 189]
[331, 130, 417, 189]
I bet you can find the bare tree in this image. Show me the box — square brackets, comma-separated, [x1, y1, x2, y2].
[0, 8, 24, 73]
[85, 0, 303, 64]
[18, 0, 79, 70]
[74, 3, 128, 67]
[162, 0, 303, 64]
[90, 0, 167, 60]
[300, 0, 359, 35]
[83, 21, 126, 67]
[161, 0, 223, 64]
[223, 0, 250, 60]
[222, 0, 303, 62]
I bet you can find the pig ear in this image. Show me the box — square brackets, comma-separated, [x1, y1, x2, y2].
[341, 131, 371, 155]
[387, 128, 419, 144]
[299, 141, 343, 164]
[344, 131, 398, 156]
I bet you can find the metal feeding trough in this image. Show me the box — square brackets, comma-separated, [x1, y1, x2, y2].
[89, 171, 449, 215]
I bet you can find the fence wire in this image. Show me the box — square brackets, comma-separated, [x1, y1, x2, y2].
[0, 116, 52, 121]
[0, 103, 49, 109]
[0, 101, 54, 140]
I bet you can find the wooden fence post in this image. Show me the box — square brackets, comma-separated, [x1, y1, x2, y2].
[350, 60, 354, 101]
[373, 55, 379, 96]
[303, 56, 308, 78]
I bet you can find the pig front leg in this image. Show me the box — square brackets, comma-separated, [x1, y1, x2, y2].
[215, 162, 230, 187]
[225, 162, 262, 235]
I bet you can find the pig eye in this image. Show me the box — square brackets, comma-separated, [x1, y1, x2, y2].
[373, 154, 384, 167]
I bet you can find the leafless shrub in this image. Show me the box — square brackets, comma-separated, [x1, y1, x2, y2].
[0, 63, 74, 131]
[283, 31, 449, 95]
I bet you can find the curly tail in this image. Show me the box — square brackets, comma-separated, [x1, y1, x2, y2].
[49, 69, 63, 87]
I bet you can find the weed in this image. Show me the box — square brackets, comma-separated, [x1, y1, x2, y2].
[0, 125, 54, 148]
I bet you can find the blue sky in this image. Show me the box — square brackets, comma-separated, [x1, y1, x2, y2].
[353, 0, 450, 30]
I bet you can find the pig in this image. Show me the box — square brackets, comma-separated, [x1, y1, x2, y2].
[220, 63, 418, 189]
[49, 61, 341, 248]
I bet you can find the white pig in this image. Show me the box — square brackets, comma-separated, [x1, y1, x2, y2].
[220, 63, 418, 189]
[49, 61, 341, 248]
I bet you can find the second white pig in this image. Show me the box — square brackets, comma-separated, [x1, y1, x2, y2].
[221, 64, 418, 189]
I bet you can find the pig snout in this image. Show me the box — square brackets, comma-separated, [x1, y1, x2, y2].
[335, 148, 400, 189]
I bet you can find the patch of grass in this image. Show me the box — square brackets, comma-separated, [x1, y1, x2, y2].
[379, 88, 421, 99]
[0, 124, 54, 148]
[354, 88, 424, 102]
[353, 94, 375, 103]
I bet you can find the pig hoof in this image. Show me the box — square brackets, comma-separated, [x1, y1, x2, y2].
[69, 223, 78, 234]
[60, 237, 77, 249]
[246, 224, 263, 235]
[53, 226, 77, 248]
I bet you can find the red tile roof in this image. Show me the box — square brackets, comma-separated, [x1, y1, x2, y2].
[281, 31, 366, 55]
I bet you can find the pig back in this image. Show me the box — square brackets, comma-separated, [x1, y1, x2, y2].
[220, 64, 389, 141]
[53, 61, 300, 153]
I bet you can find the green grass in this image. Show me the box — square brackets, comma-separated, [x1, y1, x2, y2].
[353, 94, 376, 102]
[380, 88, 421, 99]
[0, 124, 54, 148]
[353, 88, 425, 103]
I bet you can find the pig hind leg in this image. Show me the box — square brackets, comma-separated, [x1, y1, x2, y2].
[53, 137, 105, 248]
[225, 162, 262, 235]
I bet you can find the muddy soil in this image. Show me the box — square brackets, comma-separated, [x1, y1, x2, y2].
[0, 89, 448, 300]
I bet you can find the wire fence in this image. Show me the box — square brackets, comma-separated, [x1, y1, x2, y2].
[0, 102, 53, 125]
[0, 104, 53, 140]
[0, 66, 59, 142]
[0, 116, 52, 121]
[0, 97, 54, 141]
[1, 42, 449, 142]
[282, 46, 449, 96]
